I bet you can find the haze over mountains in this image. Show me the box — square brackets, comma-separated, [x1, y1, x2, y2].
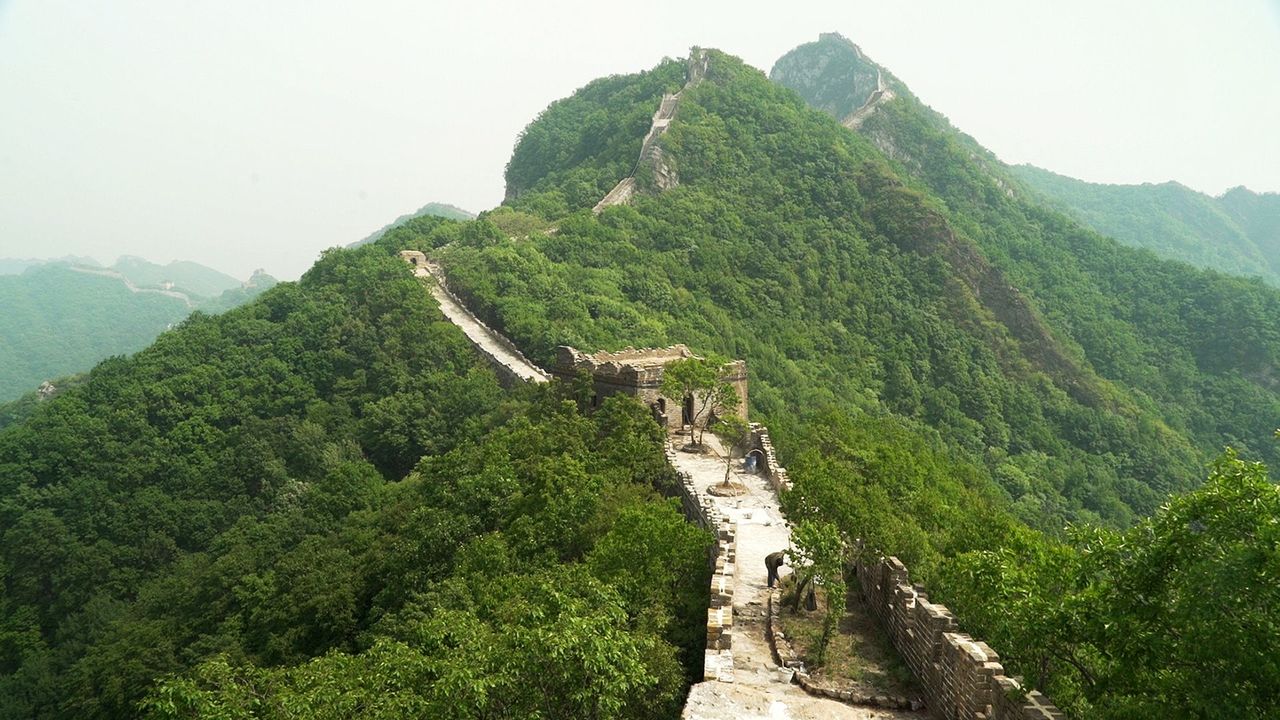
[1012, 165, 1280, 285]
[0, 256, 276, 401]
[1, 32, 1277, 720]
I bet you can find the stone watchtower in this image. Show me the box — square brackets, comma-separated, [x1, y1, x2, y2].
[551, 345, 747, 432]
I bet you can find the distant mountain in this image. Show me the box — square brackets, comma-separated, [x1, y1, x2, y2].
[0, 255, 100, 275]
[1010, 165, 1280, 285]
[0, 258, 276, 401]
[351, 201, 476, 246]
[1219, 185, 1280, 265]
[110, 255, 243, 297]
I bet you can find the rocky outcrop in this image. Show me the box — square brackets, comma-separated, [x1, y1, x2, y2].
[771, 32, 895, 131]
[842, 63, 895, 130]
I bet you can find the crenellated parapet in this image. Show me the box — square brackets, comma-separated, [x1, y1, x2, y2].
[554, 344, 747, 432]
[664, 441, 737, 682]
[855, 556, 1066, 720]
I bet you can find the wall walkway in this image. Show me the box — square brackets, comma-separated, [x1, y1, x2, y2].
[405, 254, 1062, 719]
[412, 262, 550, 385]
[593, 48, 708, 213]
[671, 435, 921, 720]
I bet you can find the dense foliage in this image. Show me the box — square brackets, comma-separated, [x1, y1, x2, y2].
[936, 450, 1280, 718]
[0, 242, 710, 719]
[397, 43, 1280, 717]
[350, 201, 477, 247]
[1012, 165, 1280, 286]
[847, 80, 1280, 487]
[421, 50, 1213, 532]
[6, 36, 1278, 720]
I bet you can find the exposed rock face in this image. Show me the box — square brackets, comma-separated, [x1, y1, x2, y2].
[771, 33, 888, 126]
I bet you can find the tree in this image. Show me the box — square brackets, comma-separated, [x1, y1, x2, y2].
[710, 415, 751, 488]
[660, 357, 739, 446]
[788, 519, 846, 665]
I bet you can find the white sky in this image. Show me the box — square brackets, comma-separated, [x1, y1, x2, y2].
[1, 0, 1278, 279]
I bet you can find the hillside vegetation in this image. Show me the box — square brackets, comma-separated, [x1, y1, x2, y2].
[0, 241, 710, 719]
[4, 37, 1279, 720]
[0, 260, 275, 401]
[1011, 165, 1280, 285]
[379, 43, 1280, 717]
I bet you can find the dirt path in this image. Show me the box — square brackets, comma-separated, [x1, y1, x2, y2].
[674, 439, 922, 720]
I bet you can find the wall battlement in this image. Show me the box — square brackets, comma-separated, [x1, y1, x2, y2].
[664, 442, 738, 682]
[855, 556, 1065, 720]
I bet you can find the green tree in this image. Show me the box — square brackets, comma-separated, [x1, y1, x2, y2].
[660, 357, 739, 446]
[788, 519, 846, 665]
[710, 414, 751, 488]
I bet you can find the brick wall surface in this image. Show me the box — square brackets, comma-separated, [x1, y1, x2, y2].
[665, 443, 737, 682]
[854, 556, 1066, 720]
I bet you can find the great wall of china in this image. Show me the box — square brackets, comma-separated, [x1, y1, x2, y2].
[593, 49, 709, 213]
[401, 225, 1064, 720]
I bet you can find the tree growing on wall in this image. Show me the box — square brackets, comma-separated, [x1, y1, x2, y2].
[789, 519, 847, 666]
[661, 356, 738, 447]
[711, 415, 751, 489]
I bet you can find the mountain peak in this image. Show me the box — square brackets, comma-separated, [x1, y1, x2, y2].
[771, 33, 894, 130]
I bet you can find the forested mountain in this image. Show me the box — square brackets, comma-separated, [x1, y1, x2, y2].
[351, 201, 477, 247]
[0, 260, 276, 401]
[384, 40, 1280, 716]
[4, 36, 1279, 720]
[0, 240, 709, 719]
[1010, 164, 1280, 284]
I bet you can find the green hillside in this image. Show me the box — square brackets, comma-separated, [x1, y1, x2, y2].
[0, 262, 275, 402]
[384, 43, 1280, 716]
[1010, 165, 1280, 284]
[0, 265, 192, 401]
[0, 242, 708, 719]
[4, 37, 1279, 720]
[439, 49, 1207, 529]
[352, 201, 477, 246]
[1221, 185, 1280, 262]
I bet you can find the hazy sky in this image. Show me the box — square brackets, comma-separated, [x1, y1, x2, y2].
[2, 1, 1278, 279]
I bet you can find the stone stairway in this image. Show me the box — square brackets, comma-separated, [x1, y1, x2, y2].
[593, 48, 707, 213]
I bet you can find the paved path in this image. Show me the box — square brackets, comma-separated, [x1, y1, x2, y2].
[674, 440, 921, 720]
[413, 265, 550, 383]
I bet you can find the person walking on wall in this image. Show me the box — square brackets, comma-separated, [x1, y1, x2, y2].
[766, 550, 786, 588]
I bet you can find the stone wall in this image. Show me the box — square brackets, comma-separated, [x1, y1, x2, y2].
[554, 345, 747, 432]
[854, 556, 1065, 720]
[749, 422, 792, 494]
[664, 442, 737, 682]
[593, 48, 707, 213]
[418, 260, 551, 385]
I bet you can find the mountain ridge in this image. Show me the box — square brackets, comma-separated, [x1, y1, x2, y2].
[1010, 164, 1280, 284]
